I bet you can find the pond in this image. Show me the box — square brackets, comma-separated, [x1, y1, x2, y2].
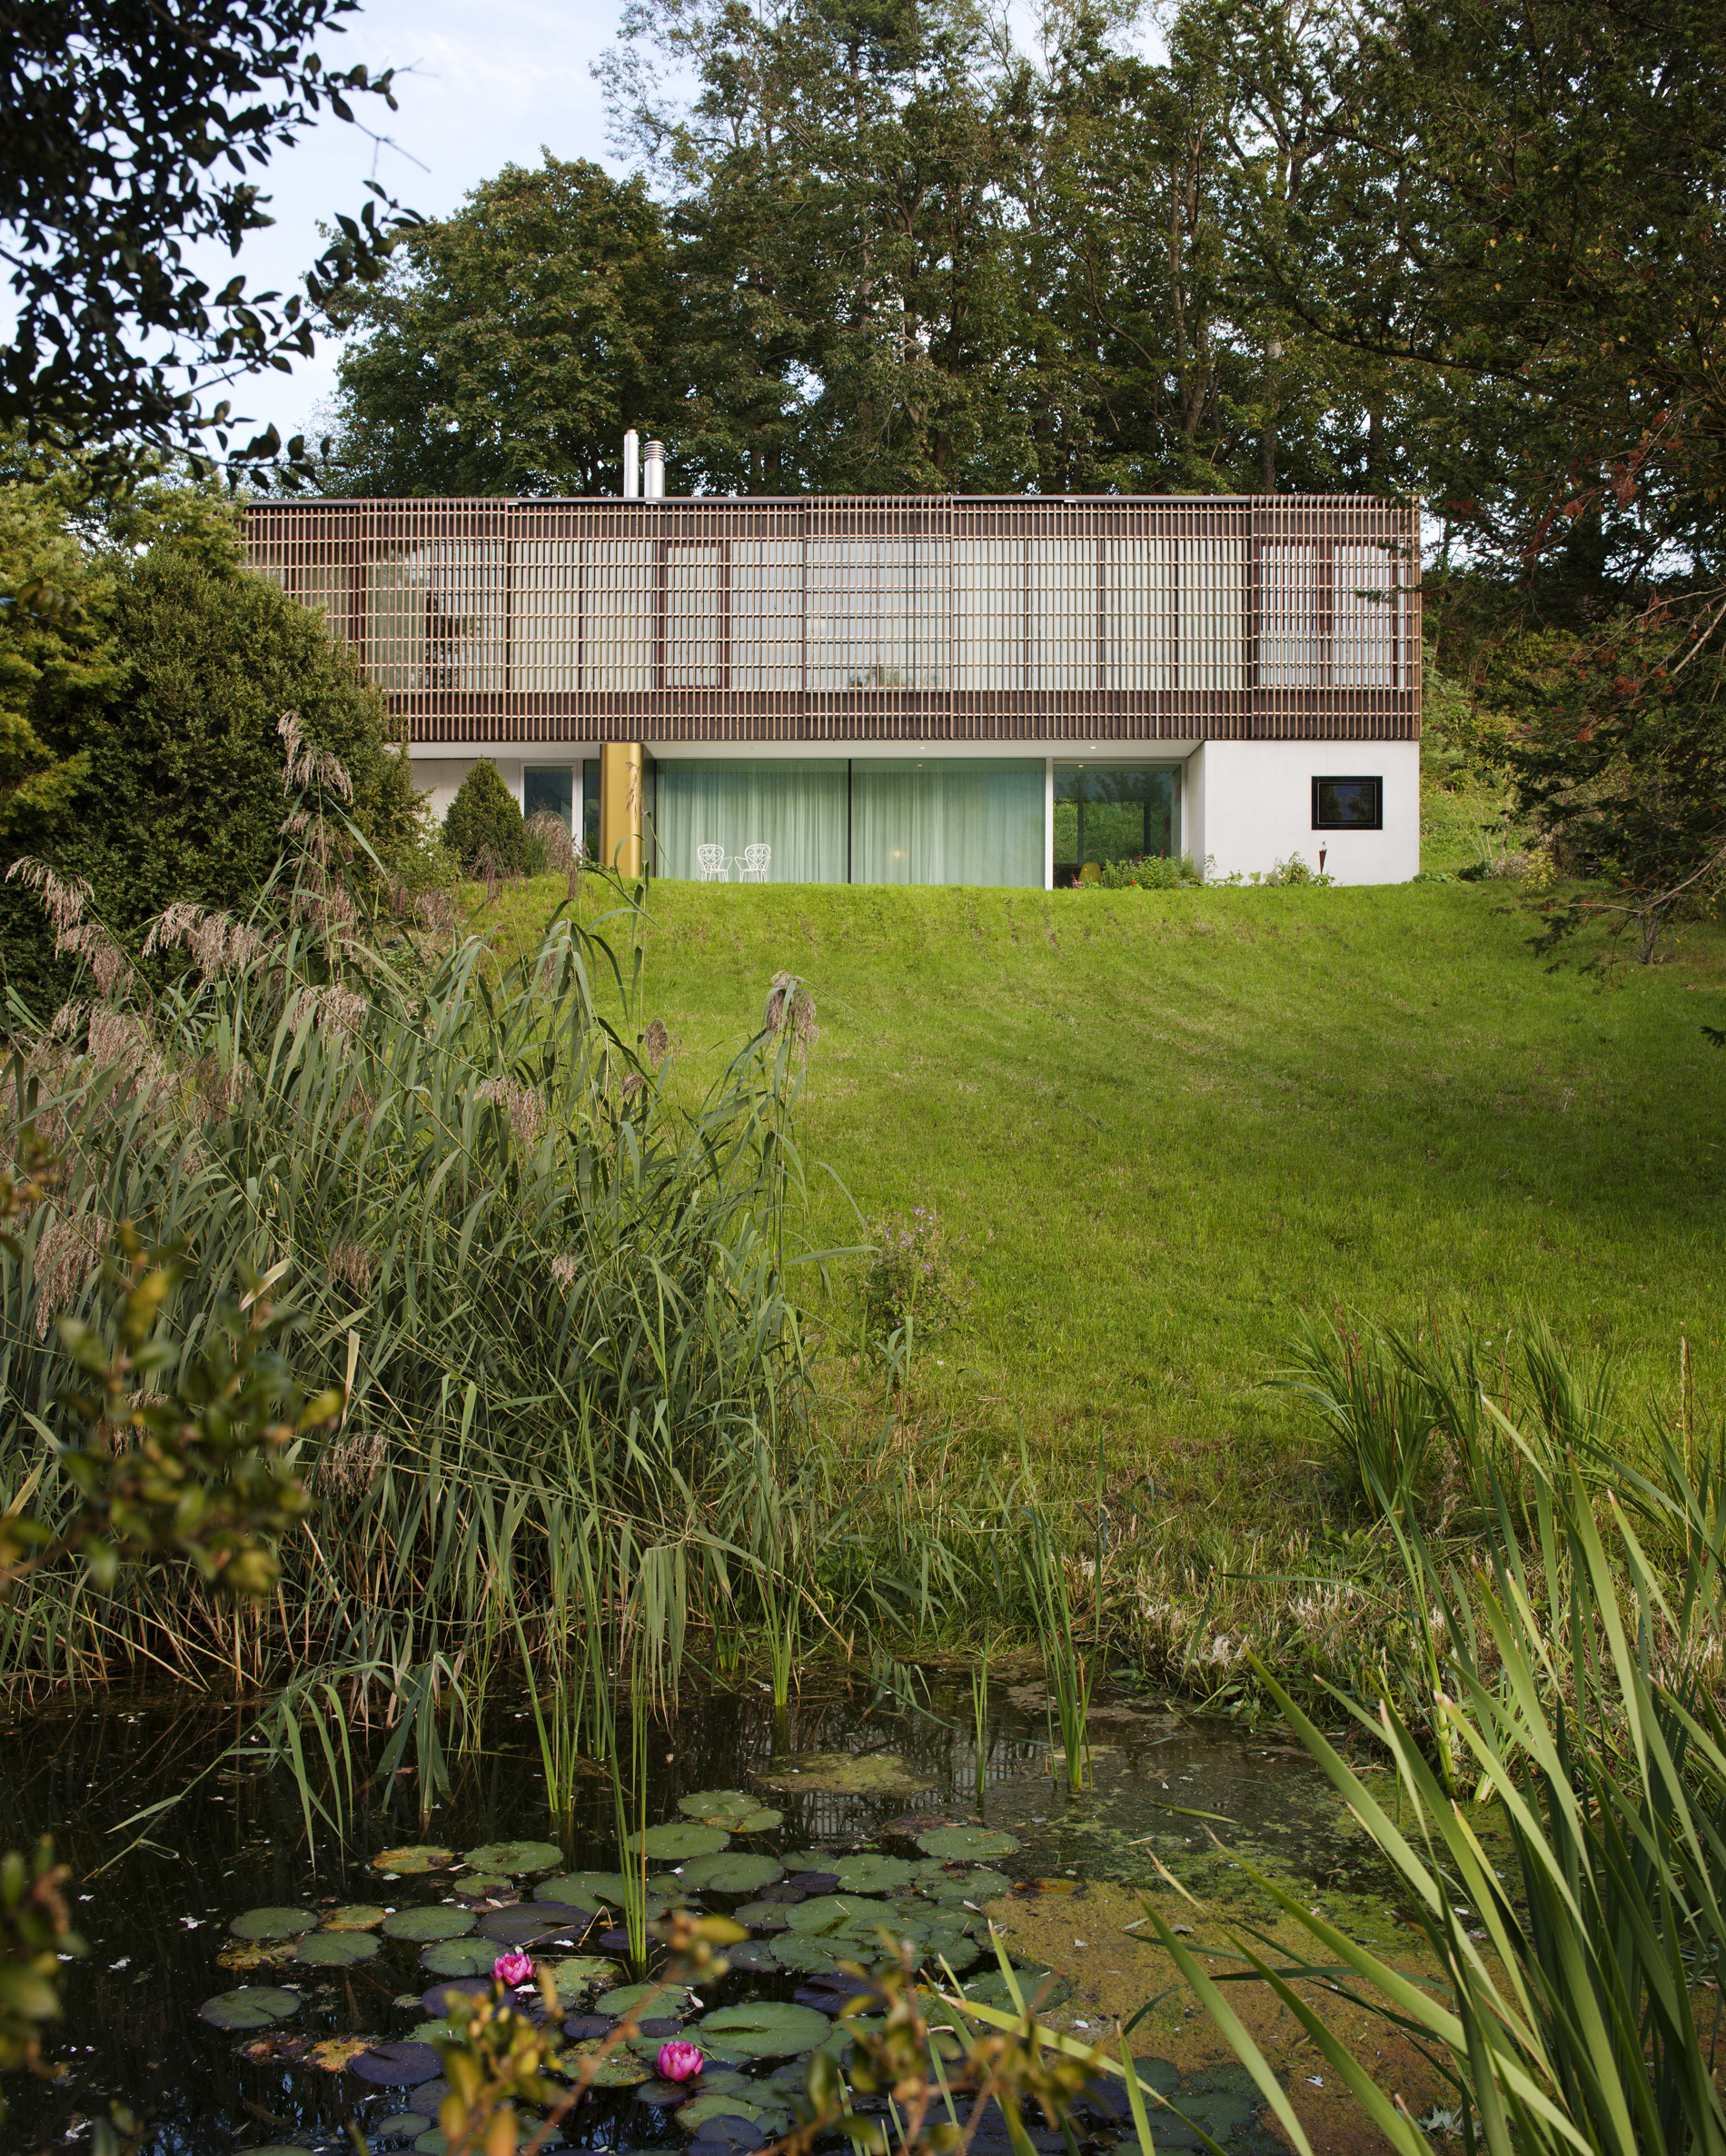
[5, 1670, 1453, 2155]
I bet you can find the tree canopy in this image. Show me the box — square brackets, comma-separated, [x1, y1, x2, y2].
[0, 471, 422, 1008]
[1, 0, 416, 485]
[322, 156, 675, 496]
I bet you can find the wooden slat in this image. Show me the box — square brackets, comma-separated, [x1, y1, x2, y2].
[243, 493, 1420, 744]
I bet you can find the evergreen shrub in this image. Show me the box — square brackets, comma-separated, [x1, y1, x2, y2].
[443, 760, 527, 873]
[0, 535, 420, 1008]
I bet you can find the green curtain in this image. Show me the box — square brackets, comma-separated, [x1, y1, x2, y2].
[849, 759, 1044, 888]
[653, 759, 848, 883]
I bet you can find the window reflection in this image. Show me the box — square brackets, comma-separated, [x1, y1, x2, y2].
[523, 766, 572, 828]
[1052, 765, 1178, 886]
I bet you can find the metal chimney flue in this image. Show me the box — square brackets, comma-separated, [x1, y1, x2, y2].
[643, 439, 665, 499]
[622, 429, 640, 499]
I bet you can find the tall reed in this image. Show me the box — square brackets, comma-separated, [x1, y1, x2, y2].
[1144, 1326, 1726, 2156]
[0, 752, 846, 1843]
[1012, 1470, 1092, 1794]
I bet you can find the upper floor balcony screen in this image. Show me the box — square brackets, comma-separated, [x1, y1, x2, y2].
[246, 494, 1419, 740]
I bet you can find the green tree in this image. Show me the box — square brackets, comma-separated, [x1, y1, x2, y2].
[442, 759, 527, 873]
[0, 499, 421, 1008]
[0, 475, 112, 842]
[1, 0, 415, 486]
[322, 156, 677, 497]
[1243, 0, 1726, 577]
[1505, 607, 1726, 961]
[605, 0, 1037, 493]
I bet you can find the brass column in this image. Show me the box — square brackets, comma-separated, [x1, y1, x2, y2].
[599, 743, 649, 878]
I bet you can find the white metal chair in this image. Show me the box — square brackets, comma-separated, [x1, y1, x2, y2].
[739, 843, 771, 883]
[696, 843, 728, 882]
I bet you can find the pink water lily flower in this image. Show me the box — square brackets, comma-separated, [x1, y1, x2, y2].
[493, 1949, 535, 1988]
[658, 2040, 705, 2083]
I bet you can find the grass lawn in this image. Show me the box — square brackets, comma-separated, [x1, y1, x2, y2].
[464, 816, 1724, 1535]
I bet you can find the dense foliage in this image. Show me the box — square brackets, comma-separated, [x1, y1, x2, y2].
[320, 0, 1721, 571]
[324, 157, 674, 497]
[0, 763, 830, 1694]
[0, 479, 422, 1008]
[0, 0, 415, 483]
[442, 757, 529, 874]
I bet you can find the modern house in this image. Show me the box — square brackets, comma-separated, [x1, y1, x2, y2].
[246, 461, 1420, 888]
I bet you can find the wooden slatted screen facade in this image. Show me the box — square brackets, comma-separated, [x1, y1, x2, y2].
[245, 493, 1420, 746]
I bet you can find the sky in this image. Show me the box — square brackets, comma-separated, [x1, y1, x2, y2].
[201, 0, 632, 451]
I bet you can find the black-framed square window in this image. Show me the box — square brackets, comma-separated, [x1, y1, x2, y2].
[1312, 775, 1383, 830]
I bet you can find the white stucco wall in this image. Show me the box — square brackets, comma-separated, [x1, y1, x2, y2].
[408, 755, 526, 822]
[1182, 740, 1420, 886]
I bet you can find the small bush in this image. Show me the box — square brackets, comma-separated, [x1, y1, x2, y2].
[524, 810, 576, 879]
[443, 760, 527, 874]
[1257, 852, 1333, 887]
[862, 1207, 971, 1381]
[1096, 851, 1201, 890]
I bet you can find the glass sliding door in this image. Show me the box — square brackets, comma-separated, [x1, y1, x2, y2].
[850, 760, 1044, 888]
[1052, 765, 1179, 885]
[654, 760, 848, 883]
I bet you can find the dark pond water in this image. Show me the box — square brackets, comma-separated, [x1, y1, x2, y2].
[3, 1672, 1399, 2156]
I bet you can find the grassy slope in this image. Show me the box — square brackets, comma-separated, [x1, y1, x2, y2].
[470, 796, 1724, 1531]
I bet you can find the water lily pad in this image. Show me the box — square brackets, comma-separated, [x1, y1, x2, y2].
[352, 2041, 443, 2085]
[731, 1899, 789, 1931]
[678, 1789, 784, 1833]
[422, 1977, 491, 2017]
[784, 1893, 889, 1939]
[373, 2116, 432, 2144]
[323, 1903, 388, 1931]
[725, 1939, 781, 1970]
[832, 1853, 915, 1893]
[765, 1935, 838, 1974]
[414, 2135, 448, 2155]
[479, 1906, 588, 1947]
[229, 1906, 315, 1941]
[596, 1980, 691, 2018]
[310, 2034, 376, 2070]
[637, 2076, 698, 2106]
[672, 2095, 789, 2130]
[918, 1866, 1012, 1904]
[920, 1932, 980, 1974]
[559, 2039, 651, 2086]
[697, 2002, 832, 2057]
[630, 1821, 729, 1860]
[461, 1840, 564, 1875]
[293, 1930, 381, 1966]
[382, 1905, 476, 1942]
[199, 1986, 302, 2030]
[541, 1869, 630, 1907]
[374, 1845, 455, 1875]
[914, 1826, 1020, 1860]
[677, 1852, 783, 1895]
[756, 1753, 929, 1796]
[420, 1937, 498, 1976]
[539, 1954, 620, 1996]
[239, 2034, 308, 2062]
[216, 1943, 287, 1972]
[960, 1967, 1072, 2012]
[539, 1871, 682, 1913]
[676, 2091, 792, 2135]
[451, 1873, 511, 1899]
